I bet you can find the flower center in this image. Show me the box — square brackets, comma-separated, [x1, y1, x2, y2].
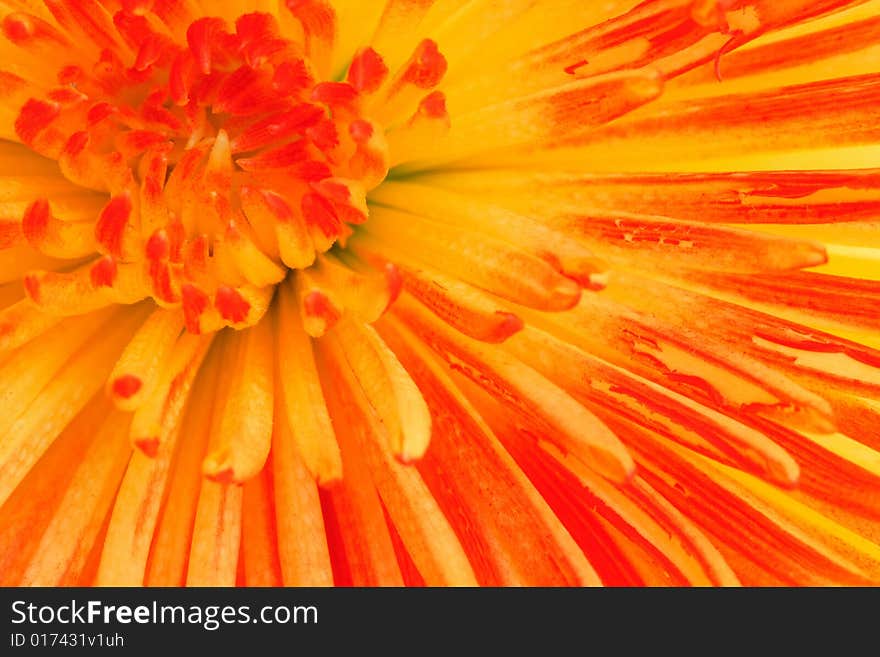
[6, 3, 448, 334]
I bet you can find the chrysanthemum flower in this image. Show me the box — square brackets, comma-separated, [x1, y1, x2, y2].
[0, 0, 878, 587]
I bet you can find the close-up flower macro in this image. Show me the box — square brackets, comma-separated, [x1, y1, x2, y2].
[0, 0, 878, 588]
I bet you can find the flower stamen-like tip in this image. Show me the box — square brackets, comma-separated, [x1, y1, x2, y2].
[1, 1, 474, 491]
[9, 3, 449, 336]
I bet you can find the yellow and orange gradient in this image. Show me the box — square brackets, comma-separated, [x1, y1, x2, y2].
[0, 0, 879, 586]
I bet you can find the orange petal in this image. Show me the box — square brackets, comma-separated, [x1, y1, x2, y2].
[0, 308, 114, 441]
[272, 401, 335, 586]
[398, 265, 524, 343]
[107, 308, 184, 411]
[20, 410, 132, 586]
[576, 72, 880, 163]
[395, 69, 663, 168]
[143, 342, 220, 586]
[0, 305, 144, 507]
[392, 294, 635, 483]
[21, 197, 96, 258]
[241, 460, 283, 587]
[332, 317, 431, 463]
[313, 346, 404, 586]
[185, 480, 243, 586]
[505, 323, 801, 487]
[353, 207, 582, 312]
[128, 331, 213, 455]
[370, 181, 608, 287]
[378, 316, 602, 585]
[97, 331, 212, 585]
[0, 300, 61, 353]
[320, 334, 477, 586]
[0, 392, 109, 585]
[275, 278, 342, 485]
[202, 318, 274, 484]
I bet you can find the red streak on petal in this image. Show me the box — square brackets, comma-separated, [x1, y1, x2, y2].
[112, 9, 152, 48]
[236, 139, 309, 170]
[90, 255, 118, 288]
[112, 374, 143, 399]
[0, 72, 26, 100]
[58, 65, 83, 85]
[664, 371, 726, 408]
[205, 467, 235, 484]
[348, 47, 388, 94]
[699, 270, 880, 329]
[311, 181, 365, 226]
[95, 193, 132, 257]
[141, 152, 167, 205]
[23, 273, 41, 303]
[0, 221, 21, 248]
[183, 235, 209, 277]
[564, 59, 588, 75]
[134, 33, 166, 71]
[501, 436, 644, 585]
[3, 12, 67, 45]
[257, 189, 295, 223]
[311, 81, 357, 106]
[167, 220, 185, 262]
[149, 260, 176, 302]
[417, 90, 448, 120]
[247, 37, 288, 68]
[301, 192, 338, 237]
[157, 270, 176, 303]
[215, 285, 250, 323]
[215, 65, 269, 114]
[87, 101, 116, 125]
[146, 228, 169, 260]
[304, 160, 336, 182]
[2, 13, 34, 41]
[141, 99, 183, 131]
[303, 290, 339, 327]
[758, 328, 880, 370]
[181, 283, 209, 333]
[401, 39, 447, 89]
[187, 68, 226, 107]
[494, 312, 525, 341]
[230, 104, 324, 152]
[305, 118, 338, 151]
[169, 51, 193, 104]
[272, 59, 313, 94]
[313, 181, 348, 201]
[317, 488, 351, 585]
[116, 129, 168, 158]
[45, 0, 119, 51]
[21, 199, 50, 243]
[92, 46, 122, 78]
[186, 16, 225, 74]
[384, 263, 403, 310]
[173, 146, 207, 185]
[47, 87, 85, 104]
[285, 0, 335, 43]
[235, 12, 286, 66]
[235, 11, 278, 41]
[15, 99, 60, 145]
[348, 119, 373, 143]
[135, 436, 160, 458]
